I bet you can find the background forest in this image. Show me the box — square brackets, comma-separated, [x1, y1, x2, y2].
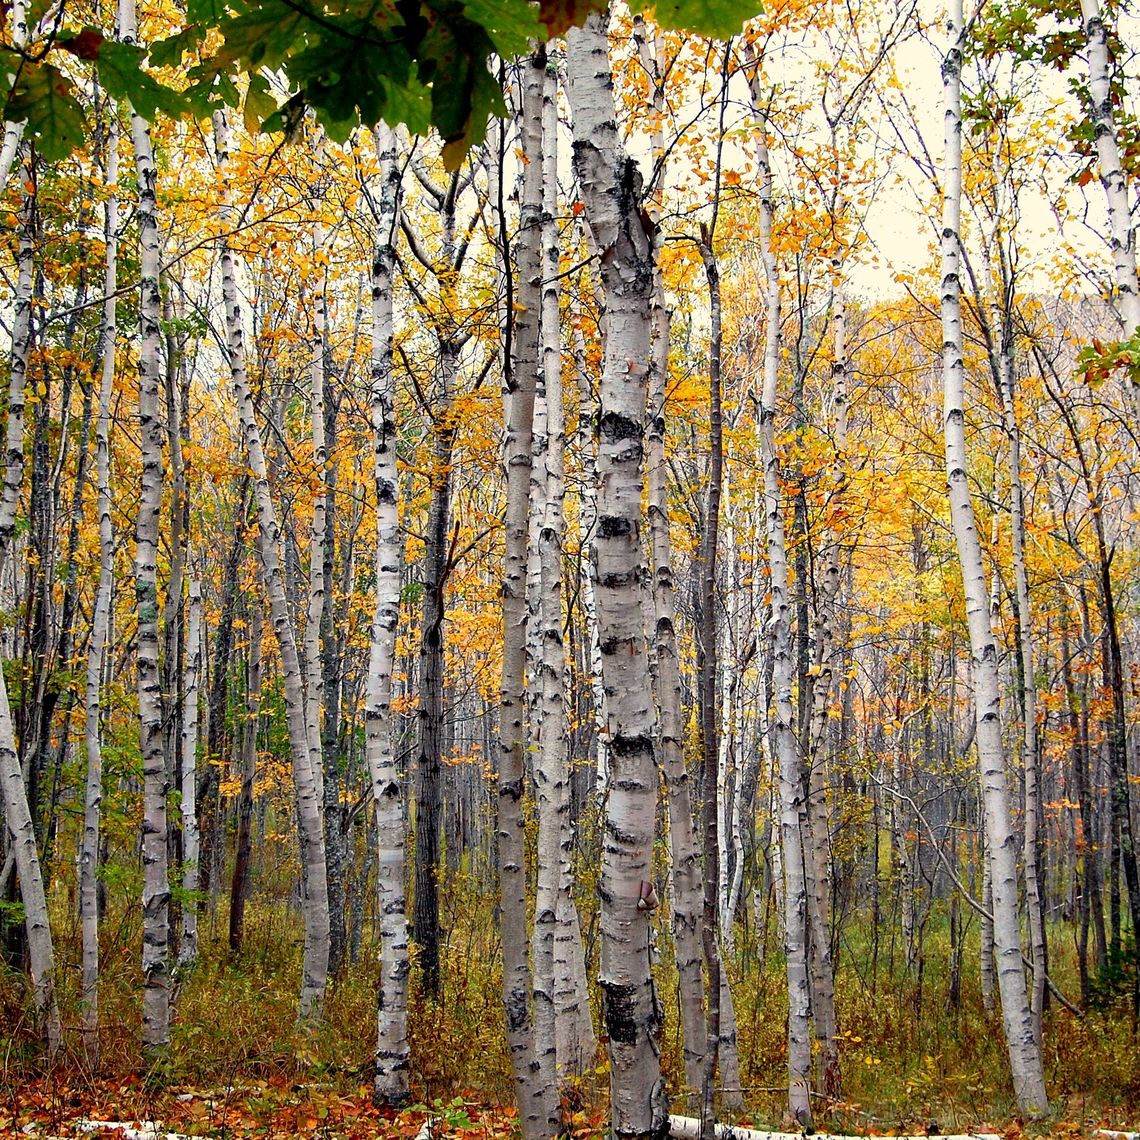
[2, 0, 1140, 1137]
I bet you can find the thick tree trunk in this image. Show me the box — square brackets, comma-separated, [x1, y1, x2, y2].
[566, 16, 667, 1138]
[939, 5, 1047, 1114]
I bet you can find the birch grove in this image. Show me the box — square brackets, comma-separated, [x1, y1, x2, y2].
[9, 2, 1140, 1136]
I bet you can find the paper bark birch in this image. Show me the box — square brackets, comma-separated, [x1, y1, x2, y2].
[213, 110, 330, 1019]
[0, 167, 57, 1054]
[635, 15, 705, 1101]
[748, 50, 813, 1128]
[0, 153, 32, 573]
[81, 109, 118, 1061]
[179, 579, 202, 967]
[939, 2, 1047, 1114]
[566, 14, 667, 1138]
[365, 121, 410, 1106]
[534, 46, 595, 1084]
[498, 48, 559, 1139]
[121, 0, 171, 1054]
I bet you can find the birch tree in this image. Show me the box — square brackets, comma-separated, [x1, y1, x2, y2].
[566, 15, 666, 1137]
[80, 107, 118, 1062]
[0, 155, 58, 1057]
[120, 0, 172, 1055]
[939, 1, 1048, 1114]
[213, 109, 330, 1019]
[365, 121, 410, 1107]
[747, 47, 813, 1128]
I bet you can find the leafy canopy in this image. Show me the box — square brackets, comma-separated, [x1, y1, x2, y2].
[2, 0, 763, 166]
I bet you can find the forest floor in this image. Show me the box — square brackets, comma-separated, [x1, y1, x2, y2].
[3, 897, 1140, 1138]
[3, 1073, 1139, 1139]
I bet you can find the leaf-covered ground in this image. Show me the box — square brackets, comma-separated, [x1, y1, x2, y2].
[2, 1079, 550, 1139]
[4, 1079, 1138, 1140]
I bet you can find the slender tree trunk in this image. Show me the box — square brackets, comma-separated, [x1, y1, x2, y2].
[637, 16, 704, 1098]
[1080, 0, 1140, 426]
[747, 49, 813, 1129]
[0, 154, 32, 575]
[213, 110, 330, 1019]
[229, 612, 262, 957]
[179, 579, 202, 967]
[541, 56, 596, 1080]
[0, 168, 56, 1052]
[305, 228, 344, 974]
[121, 0, 171, 1054]
[81, 110, 118, 1063]
[696, 227, 723, 1140]
[367, 122, 410, 1106]
[499, 49, 559, 1138]
[939, 5, 1047, 1112]
[803, 275, 848, 1102]
[566, 16, 667, 1137]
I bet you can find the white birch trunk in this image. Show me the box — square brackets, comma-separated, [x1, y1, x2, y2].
[0, 178, 57, 1050]
[179, 579, 201, 967]
[304, 216, 330, 810]
[1081, 0, 1140, 353]
[749, 53, 813, 1129]
[634, 16, 705, 1104]
[499, 50, 558, 1140]
[803, 276, 848, 1101]
[536, 48, 596, 1083]
[939, 4, 1047, 1114]
[121, 0, 171, 1054]
[0, 0, 28, 193]
[366, 122, 410, 1106]
[81, 110, 119, 1063]
[0, 152, 32, 573]
[213, 110, 330, 1019]
[567, 16, 667, 1137]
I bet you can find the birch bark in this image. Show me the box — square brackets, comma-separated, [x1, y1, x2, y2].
[748, 51, 813, 1128]
[81, 110, 118, 1062]
[179, 579, 202, 967]
[366, 121, 410, 1106]
[499, 49, 559, 1138]
[213, 110, 330, 1018]
[0, 165, 57, 1053]
[0, 154, 32, 573]
[1080, 0, 1140, 376]
[535, 45, 596, 1086]
[567, 15, 667, 1137]
[0, 0, 27, 192]
[939, 3, 1047, 1114]
[120, 0, 171, 1054]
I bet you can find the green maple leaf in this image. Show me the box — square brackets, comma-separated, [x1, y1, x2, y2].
[632, 0, 763, 39]
[97, 40, 188, 119]
[6, 63, 85, 161]
[462, 0, 545, 57]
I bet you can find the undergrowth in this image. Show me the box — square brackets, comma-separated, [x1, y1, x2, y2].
[1, 873, 1138, 1135]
